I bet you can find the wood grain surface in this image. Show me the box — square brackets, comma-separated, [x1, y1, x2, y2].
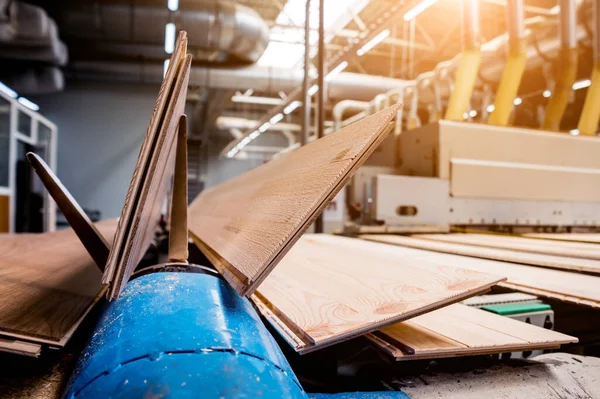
[362, 234, 600, 275]
[368, 304, 577, 361]
[253, 234, 504, 353]
[189, 106, 401, 296]
[415, 233, 600, 264]
[523, 233, 600, 244]
[103, 32, 191, 299]
[360, 234, 600, 308]
[0, 220, 116, 344]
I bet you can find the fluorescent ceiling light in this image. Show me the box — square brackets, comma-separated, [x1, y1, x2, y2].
[513, 97, 522, 106]
[227, 148, 239, 158]
[486, 104, 495, 113]
[18, 97, 39, 111]
[165, 23, 176, 54]
[259, 122, 271, 133]
[542, 90, 552, 98]
[269, 113, 284, 124]
[357, 29, 390, 56]
[308, 84, 319, 96]
[249, 130, 260, 139]
[168, 0, 179, 11]
[325, 61, 348, 81]
[163, 59, 170, 78]
[404, 0, 437, 21]
[284, 101, 302, 114]
[0, 82, 17, 98]
[570, 129, 580, 136]
[573, 79, 591, 90]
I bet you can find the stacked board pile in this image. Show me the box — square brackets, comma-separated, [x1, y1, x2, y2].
[361, 234, 600, 308]
[0, 220, 117, 356]
[103, 31, 192, 299]
[187, 105, 577, 359]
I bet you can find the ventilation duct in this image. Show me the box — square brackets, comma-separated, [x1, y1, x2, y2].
[60, 1, 269, 64]
[70, 62, 410, 102]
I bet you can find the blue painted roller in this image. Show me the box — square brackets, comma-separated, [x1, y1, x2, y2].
[65, 272, 307, 398]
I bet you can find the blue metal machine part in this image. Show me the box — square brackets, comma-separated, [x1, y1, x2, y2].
[65, 272, 307, 398]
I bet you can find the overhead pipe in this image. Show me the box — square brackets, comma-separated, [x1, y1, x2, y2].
[333, 100, 370, 131]
[542, 0, 578, 131]
[60, 1, 269, 64]
[70, 62, 410, 102]
[488, 0, 527, 126]
[577, 0, 600, 135]
[444, 0, 482, 121]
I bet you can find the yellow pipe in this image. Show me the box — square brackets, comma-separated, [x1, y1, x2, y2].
[542, 47, 578, 131]
[577, 63, 600, 135]
[488, 39, 527, 126]
[444, 49, 482, 121]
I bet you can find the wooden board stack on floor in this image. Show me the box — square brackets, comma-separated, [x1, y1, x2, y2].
[252, 234, 505, 354]
[385, 234, 600, 274]
[523, 232, 600, 244]
[419, 233, 600, 261]
[188, 105, 401, 296]
[368, 304, 577, 361]
[360, 234, 600, 308]
[0, 220, 117, 356]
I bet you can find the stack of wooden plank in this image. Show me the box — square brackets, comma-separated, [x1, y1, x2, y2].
[360, 234, 600, 308]
[187, 105, 577, 361]
[0, 32, 193, 357]
[103, 32, 192, 299]
[0, 220, 116, 356]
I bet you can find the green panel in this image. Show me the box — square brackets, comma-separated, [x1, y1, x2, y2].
[482, 302, 551, 316]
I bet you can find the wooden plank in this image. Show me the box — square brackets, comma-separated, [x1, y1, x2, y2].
[523, 233, 600, 244]
[189, 106, 402, 296]
[369, 304, 577, 361]
[418, 233, 600, 261]
[0, 337, 41, 357]
[0, 220, 117, 344]
[253, 234, 504, 353]
[450, 158, 600, 202]
[0, 195, 8, 233]
[103, 32, 192, 299]
[360, 234, 600, 308]
[365, 234, 600, 275]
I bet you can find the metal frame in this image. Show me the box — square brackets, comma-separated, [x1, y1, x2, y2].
[0, 90, 58, 233]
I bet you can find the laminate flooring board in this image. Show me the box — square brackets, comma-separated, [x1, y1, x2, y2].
[360, 234, 600, 308]
[415, 233, 600, 264]
[103, 32, 192, 299]
[365, 234, 600, 275]
[189, 105, 402, 296]
[368, 304, 577, 361]
[0, 220, 117, 345]
[253, 234, 504, 353]
[523, 233, 600, 244]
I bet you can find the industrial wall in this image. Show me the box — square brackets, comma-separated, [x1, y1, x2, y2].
[31, 81, 163, 219]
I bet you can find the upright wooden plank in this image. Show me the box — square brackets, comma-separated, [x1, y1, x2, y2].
[103, 34, 192, 299]
[360, 234, 600, 308]
[253, 234, 504, 353]
[0, 220, 117, 344]
[363, 234, 600, 275]
[419, 233, 600, 261]
[369, 304, 577, 361]
[189, 106, 402, 296]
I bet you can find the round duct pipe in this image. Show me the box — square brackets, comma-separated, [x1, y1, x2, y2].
[69, 62, 410, 102]
[60, 1, 269, 64]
